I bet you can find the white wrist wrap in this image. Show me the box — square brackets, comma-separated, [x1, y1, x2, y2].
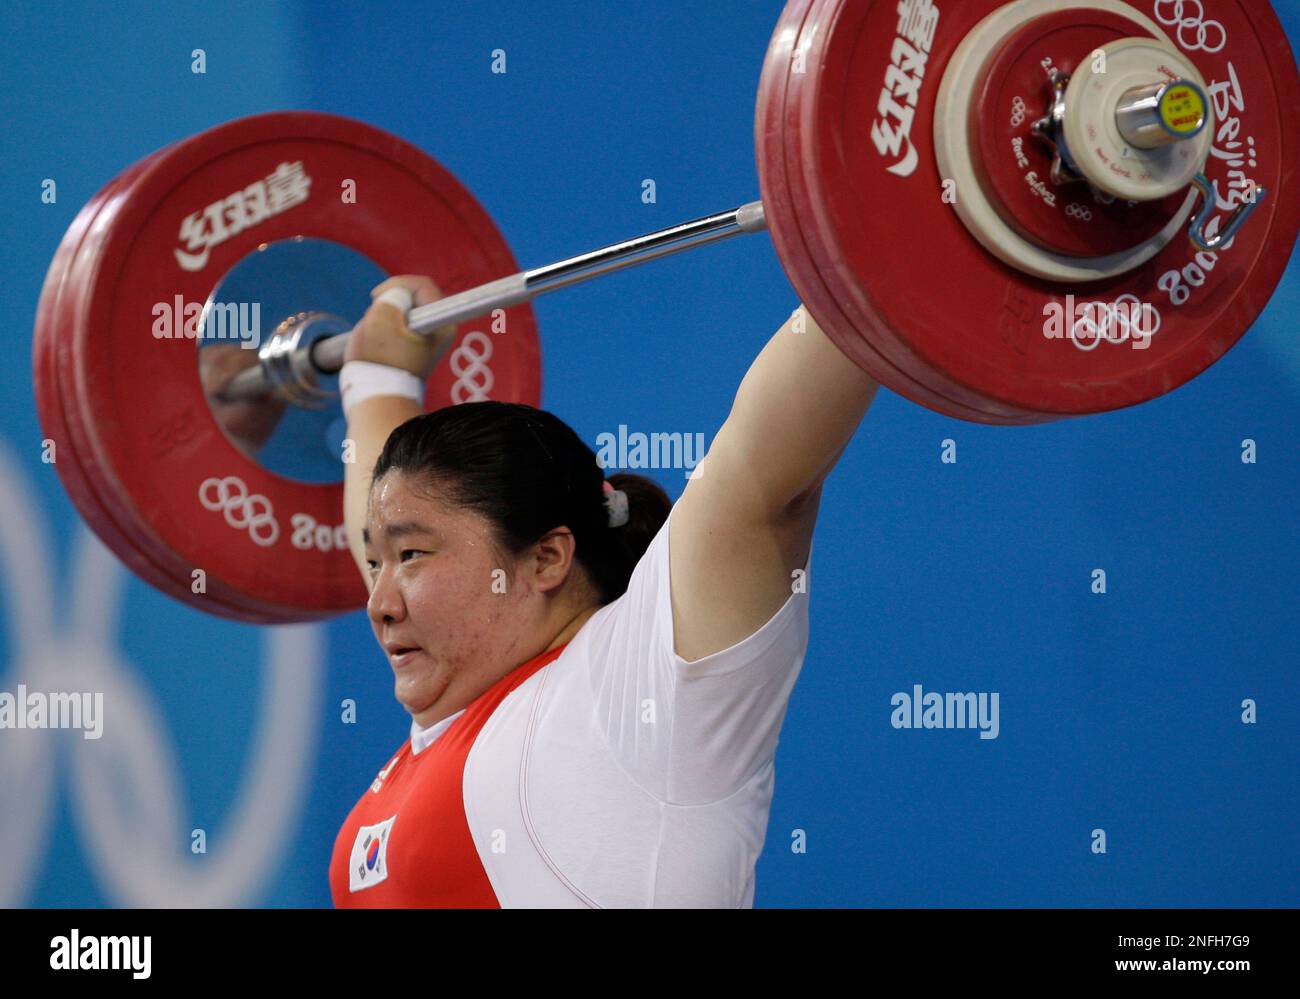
[339, 360, 424, 418]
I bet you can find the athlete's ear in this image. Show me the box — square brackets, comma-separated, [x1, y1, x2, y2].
[529, 528, 578, 592]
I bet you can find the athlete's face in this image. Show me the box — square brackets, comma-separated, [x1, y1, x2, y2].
[363, 470, 539, 728]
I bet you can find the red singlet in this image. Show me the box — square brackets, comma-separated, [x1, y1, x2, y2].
[329, 644, 567, 908]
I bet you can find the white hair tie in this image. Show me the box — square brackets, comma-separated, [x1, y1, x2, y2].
[602, 480, 629, 528]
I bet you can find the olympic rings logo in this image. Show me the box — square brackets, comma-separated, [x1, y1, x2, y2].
[1069, 294, 1162, 351]
[448, 330, 495, 404]
[1064, 202, 1093, 222]
[0, 439, 325, 905]
[199, 475, 280, 547]
[1009, 95, 1027, 128]
[1154, 0, 1227, 54]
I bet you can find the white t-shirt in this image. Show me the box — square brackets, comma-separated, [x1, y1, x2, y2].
[408, 503, 812, 907]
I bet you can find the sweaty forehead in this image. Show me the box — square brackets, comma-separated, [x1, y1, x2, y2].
[369, 476, 434, 530]
[371, 469, 449, 510]
[364, 474, 456, 544]
[363, 519, 442, 546]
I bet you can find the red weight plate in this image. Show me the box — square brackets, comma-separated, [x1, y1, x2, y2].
[791, 0, 1300, 418]
[35, 153, 228, 603]
[54, 150, 346, 621]
[757, 0, 1037, 423]
[61, 112, 542, 621]
[780, 0, 1047, 422]
[36, 165, 153, 578]
[36, 150, 292, 620]
[972, 9, 1183, 256]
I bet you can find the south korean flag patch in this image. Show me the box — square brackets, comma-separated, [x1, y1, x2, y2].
[349, 815, 397, 892]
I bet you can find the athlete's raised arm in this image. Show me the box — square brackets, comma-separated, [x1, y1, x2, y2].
[669, 306, 879, 663]
[342, 276, 460, 589]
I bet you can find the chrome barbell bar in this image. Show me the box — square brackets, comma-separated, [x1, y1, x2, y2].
[220, 200, 769, 403]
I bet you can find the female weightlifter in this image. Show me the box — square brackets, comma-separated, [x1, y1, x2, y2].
[328, 274, 878, 907]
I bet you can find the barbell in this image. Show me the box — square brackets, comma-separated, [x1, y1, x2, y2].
[33, 0, 1300, 622]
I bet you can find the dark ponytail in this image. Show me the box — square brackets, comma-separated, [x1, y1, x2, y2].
[593, 471, 673, 600]
[371, 401, 672, 603]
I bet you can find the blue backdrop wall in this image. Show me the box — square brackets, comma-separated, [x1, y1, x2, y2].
[1, 0, 1296, 907]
